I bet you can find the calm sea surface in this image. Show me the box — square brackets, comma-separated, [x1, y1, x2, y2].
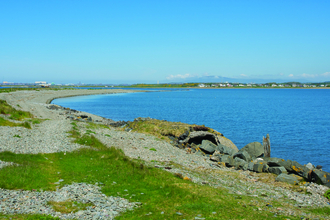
[52, 89, 330, 172]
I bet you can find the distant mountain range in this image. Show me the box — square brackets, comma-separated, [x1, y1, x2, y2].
[162, 75, 330, 84]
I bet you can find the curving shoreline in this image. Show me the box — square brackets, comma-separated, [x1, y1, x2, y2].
[0, 89, 143, 120]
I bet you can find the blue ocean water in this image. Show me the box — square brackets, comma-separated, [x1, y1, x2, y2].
[52, 89, 330, 172]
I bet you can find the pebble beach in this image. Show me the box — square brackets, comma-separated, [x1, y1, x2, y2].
[0, 89, 329, 219]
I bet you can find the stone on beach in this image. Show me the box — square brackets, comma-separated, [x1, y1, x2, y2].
[239, 142, 264, 159]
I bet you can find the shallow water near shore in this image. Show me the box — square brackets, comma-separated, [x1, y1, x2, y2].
[52, 88, 330, 172]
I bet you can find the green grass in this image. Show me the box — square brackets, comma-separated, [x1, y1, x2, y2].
[325, 189, 330, 200]
[86, 122, 109, 130]
[124, 119, 196, 142]
[0, 117, 31, 129]
[27, 118, 47, 124]
[85, 129, 96, 134]
[0, 99, 33, 120]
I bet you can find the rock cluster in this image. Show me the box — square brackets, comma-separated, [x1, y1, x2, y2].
[175, 133, 330, 187]
[47, 104, 104, 123]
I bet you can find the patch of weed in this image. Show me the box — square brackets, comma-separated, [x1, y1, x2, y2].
[86, 129, 96, 134]
[149, 148, 157, 151]
[28, 119, 46, 124]
[0, 99, 33, 120]
[325, 189, 330, 200]
[22, 121, 31, 129]
[13, 134, 21, 138]
[86, 122, 109, 130]
[47, 200, 93, 213]
[75, 134, 106, 150]
[0, 117, 31, 129]
[105, 134, 111, 137]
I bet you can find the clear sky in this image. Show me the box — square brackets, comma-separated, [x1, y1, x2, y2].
[1, 0, 330, 84]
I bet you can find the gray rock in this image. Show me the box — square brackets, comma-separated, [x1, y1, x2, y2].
[194, 150, 205, 156]
[283, 160, 311, 179]
[311, 169, 330, 187]
[268, 166, 288, 175]
[253, 162, 268, 173]
[216, 144, 236, 156]
[239, 142, 264, 158]
[247, 162, 255, 171]
[275, 173, 299, 185]
[210, 155, 221, 162]
[220, 155, 234, 167]
[316, 165, 323, 170]
[263, 157, 289, 167]
[234, 157, 248, 170]
[183, 131, 219, 145]
[200, 140, 217, 154]
[233, 150, 251, 162]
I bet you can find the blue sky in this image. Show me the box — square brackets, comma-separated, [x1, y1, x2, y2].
[1, 0, 330, 84]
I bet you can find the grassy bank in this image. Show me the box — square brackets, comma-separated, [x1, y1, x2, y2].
[0, 122, 329, 219]
[0, 99, 34, 129]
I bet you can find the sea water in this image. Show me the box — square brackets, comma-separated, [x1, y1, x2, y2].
[52, 88, 330, 172]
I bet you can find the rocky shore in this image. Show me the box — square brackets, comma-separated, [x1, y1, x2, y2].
[0, 89, 329, 219]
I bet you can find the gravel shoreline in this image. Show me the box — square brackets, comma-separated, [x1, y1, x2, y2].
[0, 89, 329, 219]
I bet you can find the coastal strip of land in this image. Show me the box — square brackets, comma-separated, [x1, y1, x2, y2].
[0, 89, 329, 220]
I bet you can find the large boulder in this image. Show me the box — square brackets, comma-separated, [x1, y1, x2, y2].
[288, 160, 311, 179]
[269, 166, 288, 175]
[247, 162, 255, 171]
[183, 131, 219, 145]
[253, 162, 268, 173]
[234, 157, 248, 170]
[264, 157, 289, 167]
[264, 158, 310, 179]
[182, 131, 239, 151]
[311, 169, 330, 187]
[239, 142, 264, 158]
[275, 173, 299, 185]
[217, 144, 237, 156]
[217, 135, 239, 151]
[200, 140, 217, 154]
[220, 155, 234, 167]
[233, 151, 251, 162]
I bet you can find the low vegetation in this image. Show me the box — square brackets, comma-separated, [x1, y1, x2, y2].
[0, 99, 34, 129]
[124, 119, 197, 142]
[123, 119, 224, 144]
[47, 200, 93, 214]
[0, 117, 31, 129]
[0, 99, 33, 120]
[325, 189, 330, 200]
